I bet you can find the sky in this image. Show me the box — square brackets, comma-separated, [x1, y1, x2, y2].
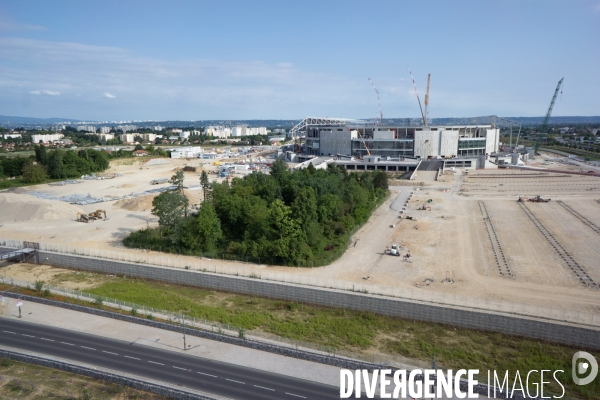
[0, 1, 599, 121]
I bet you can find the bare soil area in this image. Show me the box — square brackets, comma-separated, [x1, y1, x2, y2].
[1, 155, 600, 316]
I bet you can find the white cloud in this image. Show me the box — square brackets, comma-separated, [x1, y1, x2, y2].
[29, 90, 60, 96]
[104, 92, 116, 99]
[0, 15, 46, 32]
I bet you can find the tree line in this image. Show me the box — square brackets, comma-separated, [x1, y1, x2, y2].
[124, 159, 389, 266]
[0, 145, 119, 187]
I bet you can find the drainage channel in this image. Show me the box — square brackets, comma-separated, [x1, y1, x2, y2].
[517, 201, 599, 289]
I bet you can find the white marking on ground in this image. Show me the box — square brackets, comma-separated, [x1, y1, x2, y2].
[225, 378, 245, 384]
[102, 351, 118, 355]
[286, 393, 307, 398]
[254, 385, 275, 391]
[81, 346, 96, 350]
[148, 361, 164, 365]
[198, 372, 217, 378]
[61, 342, 74, 346]
[124, 356, 140, 360]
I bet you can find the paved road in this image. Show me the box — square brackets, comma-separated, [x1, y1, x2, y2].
[0, 318, 339, 400]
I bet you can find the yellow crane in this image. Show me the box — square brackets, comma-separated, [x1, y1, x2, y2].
[424, 74, 431, 126]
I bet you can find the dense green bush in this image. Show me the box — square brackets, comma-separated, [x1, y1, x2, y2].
[125, 159, 388, 265]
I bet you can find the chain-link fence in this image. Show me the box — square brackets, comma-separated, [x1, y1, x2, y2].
[1, 237, 599, 329]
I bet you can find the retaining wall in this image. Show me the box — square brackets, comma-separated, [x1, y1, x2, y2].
[34, 250, 600, 350]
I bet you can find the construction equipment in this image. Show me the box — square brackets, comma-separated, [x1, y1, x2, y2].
[90, 209, 107, 219]
[385, 244, 401, 256]
[419, 204, 431, 211]
[535, 78, 564, 152]
[355, 128, 371, 157]
[76, 212, 91, 223]
[529, 195, 551, 203]
[408, 66, 426, 126]
[424, 73, 431, 126]
[368, 78, 383, 125]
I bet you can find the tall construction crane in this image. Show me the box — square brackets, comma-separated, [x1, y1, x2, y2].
[408, 66, 426, 126]
[367, 78, 383, 125]
[424, 74, 431, 126]
[541, 78, 564, 133]
[535, 78, 564, 152]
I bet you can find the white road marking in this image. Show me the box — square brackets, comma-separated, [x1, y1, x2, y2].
[254, 385, 275, 391]
[197, 372, 217, 378]
[81, 346, 96, 350]
[173, 366, 187, 371]
[102, 351, 118, 355]
[22, 334, 35, 338]
[148, 361, 164, 365]
[124, 356, 140, 360]
[3, 331, 16, 334]
[286, 393, 307, 398]
[61, 342, 74, 346]
[40, 338, 54, 342]
[225, 378, 245, 384]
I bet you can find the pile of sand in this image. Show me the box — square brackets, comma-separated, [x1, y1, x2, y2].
[0, 193, 84, 223]
[114, 194, 158, 212]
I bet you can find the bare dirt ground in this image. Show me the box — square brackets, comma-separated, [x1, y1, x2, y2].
[2, 154, 600, 316]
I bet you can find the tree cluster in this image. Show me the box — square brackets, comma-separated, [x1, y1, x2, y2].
[125, 160, 388, 265]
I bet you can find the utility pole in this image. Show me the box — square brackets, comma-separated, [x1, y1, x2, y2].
[182, 313, 187, 350]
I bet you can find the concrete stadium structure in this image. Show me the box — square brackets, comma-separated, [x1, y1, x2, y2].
[302, 121, 499, 160]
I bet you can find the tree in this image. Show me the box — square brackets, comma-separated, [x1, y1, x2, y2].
[173, 170, 185, 193]
[34, 145, 48, 165]
[200, 170, 210, 202]
[373, 170, 389, 191]
[21, 164, 47, 184]
[47, 150, 66, 179]
[151, 190, 189, 242]
[182, 202, 222, 251]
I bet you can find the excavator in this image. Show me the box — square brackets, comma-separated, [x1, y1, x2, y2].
[76, 210, 107, 223]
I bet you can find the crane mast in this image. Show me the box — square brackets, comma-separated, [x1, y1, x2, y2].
[408, 66, 426, 126]
[424, 73, 431, 126]
[541, 78, 564, 133]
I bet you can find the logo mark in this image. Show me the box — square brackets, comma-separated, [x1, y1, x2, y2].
[573, 351, 598, 385]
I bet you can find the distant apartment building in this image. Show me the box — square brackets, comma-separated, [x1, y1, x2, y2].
[205, 126, 232, 139]
[2, 133, 22, 140]
[100, 133, 115, 142]
[117, 125, 137, 133]
[142, 133, 157, 142]
[77, 125, 97, 133]
[119, 133, 135, 143]
[99, 126, 111, 134]
[244, 127, 267, 136]
[171, 129, 183, 134]
[179, 131, 190, 139]
[153, 126, 164, 131]
[32, 133, 64, 143]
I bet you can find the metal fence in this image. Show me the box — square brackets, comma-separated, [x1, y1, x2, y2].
[2, 237, 599, 329]
[0, 274, 433, 370]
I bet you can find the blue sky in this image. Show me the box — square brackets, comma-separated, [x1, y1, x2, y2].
[0, 1, 599, 121]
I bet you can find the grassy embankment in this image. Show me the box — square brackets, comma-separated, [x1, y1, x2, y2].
[0, 357, 168, 399]
[20, 270, 596, 400]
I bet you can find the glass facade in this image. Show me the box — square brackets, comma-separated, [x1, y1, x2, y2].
[351, 139, 414, 158]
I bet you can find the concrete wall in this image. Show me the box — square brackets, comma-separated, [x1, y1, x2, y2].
[35, 250, 600, 351]
[319, 129, 352, 156]
[439, 130, 459, 156]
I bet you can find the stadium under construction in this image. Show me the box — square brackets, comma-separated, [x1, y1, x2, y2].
[283, 117, 505, 171]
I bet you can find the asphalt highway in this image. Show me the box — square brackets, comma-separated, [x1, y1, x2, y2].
[0, 318, 340, 400]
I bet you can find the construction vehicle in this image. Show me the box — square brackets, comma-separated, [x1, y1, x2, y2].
[419, 204, 431, 211]
[76, 212, 92, 223]
[90, 210, 107, 219]
[385, 244, 401, 256]
[529, 195, 551, 203]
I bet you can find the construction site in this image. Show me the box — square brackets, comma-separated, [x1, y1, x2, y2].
[1, 76, 599, 323]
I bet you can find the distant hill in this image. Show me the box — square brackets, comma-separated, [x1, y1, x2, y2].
[0, 115, 83, 125]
